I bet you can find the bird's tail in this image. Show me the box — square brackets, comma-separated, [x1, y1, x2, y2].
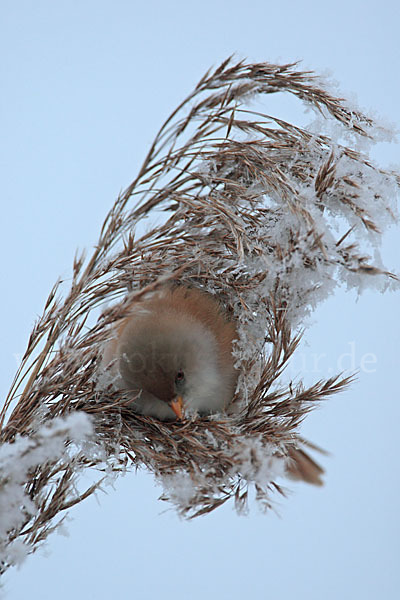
[285, 443, 326, 486]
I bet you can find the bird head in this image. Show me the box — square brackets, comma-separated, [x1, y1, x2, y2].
[117, 310, 222, 420]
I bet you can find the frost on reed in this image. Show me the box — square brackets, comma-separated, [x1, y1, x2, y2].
[0, 58, 398, 572]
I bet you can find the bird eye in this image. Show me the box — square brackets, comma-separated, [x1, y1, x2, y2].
[175, 370, 185, 384]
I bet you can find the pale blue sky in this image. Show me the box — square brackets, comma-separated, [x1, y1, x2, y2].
[1, 1, 399, 599]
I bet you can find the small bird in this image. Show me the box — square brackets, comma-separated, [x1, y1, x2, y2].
[101, 285, 324, 486]
[102, 286, 237, 420]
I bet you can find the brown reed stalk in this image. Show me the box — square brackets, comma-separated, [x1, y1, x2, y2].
[0, 57, 398, 572]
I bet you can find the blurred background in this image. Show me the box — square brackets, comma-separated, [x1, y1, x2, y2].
[1, 1, 399, 598]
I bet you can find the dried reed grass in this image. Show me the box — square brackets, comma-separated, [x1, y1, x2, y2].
[0, 57, 398, 571]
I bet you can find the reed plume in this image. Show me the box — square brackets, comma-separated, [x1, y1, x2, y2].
[1, 57, 398, 572]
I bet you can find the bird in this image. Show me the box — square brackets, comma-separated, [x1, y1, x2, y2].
[101, 285, 324, 485]
[101, 286, 238, 421]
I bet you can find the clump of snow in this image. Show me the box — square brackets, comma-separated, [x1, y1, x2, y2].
[234, 438, 286, 487]
[157, 436, 286, 518]
[0, 413, 93, 570]
[160, 471, 197, 509]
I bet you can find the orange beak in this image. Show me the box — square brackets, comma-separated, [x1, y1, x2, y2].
[170, 396, 184, 420]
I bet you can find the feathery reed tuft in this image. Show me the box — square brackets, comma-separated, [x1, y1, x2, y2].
[1, 57, 398, 571]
